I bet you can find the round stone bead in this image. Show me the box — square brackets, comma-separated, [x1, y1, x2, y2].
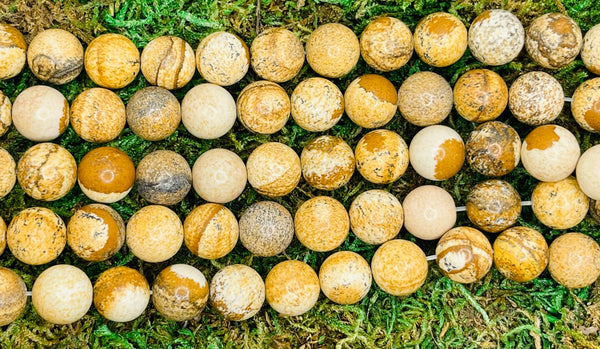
[290, 77, 344, 132]
[508, 72, 564, 125]
[531, 177, 589, 230]
[181, 83, 236, 139]
[237, 80, 290, 134]
[398, 71, 453, 126]
[0, 90, 11, 136]
[493, 226, 548, 283]
[360, 17, 413, 71]
[70, 88, 126, 143]
[465, 121, 521, 177]
[349, 189, 403, 245]
[355, 129, 409, 184]
[183, 204, 239, 260]
[135, 150, 192, 205]
[344, 74, 397, 129]
[93, 266, 150, 322]
[265, 260, 320, 316]
[413, 12, 467, 67]
[12, 85, 69, 142]
[306, 23, 360, 78]
[301, 135, 355, 191]
[27, 29, 84, 84]
[196, 31, 249, 86]
[0, 23, 27, 80]
[525, 13, 582, 69]
[0, 267, 27, 326]
[246, 142, 301, 197]
[577, 145, 600, 200]
[250, 27, 304, 83]
[126, 205, 183, 263]
[468, 9, 524, 66]
[319, 251, 371, 304]
[466, 180, 521, 233]
[192, 148, 247, 204]
[409, 125, 465, 181]
[141, 36, 195, 90]
[152, 264, 209, 321]
[239, 201, 294, 257]
[571, 78, 600, 133]
[294, 196, 349, 252]
[84, 33, 140, 89]
[371, 239, 428, 296]
[436, 226, 493, 284]
[210, 264, 265, 321]
[582, 23, 600, 75]
[453, 69, 508, 122]
[126, 86, 181, 141]
[0, 148, 16, 199]
[78, 147, 135, 203]
[548, 232, 600, 289]
[402, 185, 456, 240]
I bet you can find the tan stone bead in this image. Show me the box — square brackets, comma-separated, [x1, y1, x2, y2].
[32, 265, 93, 324]
[250, 27, 304, 82]
[17, 143, 77, 201]
[290, 77, 344, 132]
[0, 90, 10, 136]
[319, 251, 371, 304]
[78, 147, 135, 203]
[301, 135, 355, 191]
[468, 10, 524, 66]
[196, 31, 249, 86]
[70, 88, 126, 143]
[582, 24, 600, 75]
[192, 148, 246, 204]
[360, 17, 413, 71]
[0, 267, 27, 326]
[237, 80, 290, 134]
[246, 142, 301, 197]
[398, 71, 453, 126]
[7, 207, 66, 265]
[152, 264, 209, 321]
[126, 205, 183, 263]
[306, 23, 360, 78]
[181, 83, 236, 139]
[265, 260, 320, 316]
[136, 150, 191, 205]
[466, 180, 521, 233]
[294, 196, 349, 252]
[371, 239, 428, 296]
[532, 177, 588, 230]
[0, 148, 16, 199]
[590, 199, 600, 223]
[27, 29, 84, 84]
[355, 129, 409, 184]
[493, 226, 548, 283]
[141, 36, 195, 90]
[409, 125, 465, 181]
[454, 69, 508, 122]
[571, 78, 600, 133]
[548, 232, 600, 289]
[183, 203, 238, 260]
[349, 189, 403, 245]
[403, 185, 456, 240]
[0, 23, 27, 80]
[12, 85, 69, 142]
[93, 266, 150, 322]
[436, 226, 493, 284]
[67, 204, 125, 262]
[413, 12, 467, 67]
[465, 121, 521, 177]
[344, 74, 397, 128]
[126, 86, 181, 141]
[526, 13, 582, 69]
[210, 264, 265, 321]
[521, 125, 580, 182]
[85, 33, 139, 89]
[239, 201, 293, 257]
[509, 71, 564, 125]
[0, 216, 5, 256]
[577, 145, 600, 200]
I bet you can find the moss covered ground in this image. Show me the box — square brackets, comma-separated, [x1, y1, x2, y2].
[1, 0, 600, 347]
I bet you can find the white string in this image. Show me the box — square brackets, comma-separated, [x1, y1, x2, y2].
[456, 200, 532, 212]
[564, 97, 573, 103]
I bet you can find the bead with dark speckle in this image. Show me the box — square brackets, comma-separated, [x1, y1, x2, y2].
[239, 201, 293, 257]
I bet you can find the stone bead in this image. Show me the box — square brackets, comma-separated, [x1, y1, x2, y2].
[531, 177, 588, 230]
[78, 147, 135, 203]
[181, 83, 236, 139]
[67, 204, 125, 262]
[402, 185, 456, 240]
[525, 13, 582, 69]
[141, 36, 195, 90]
[239, 201, 293, 257]
[371, 239, 428, 296]
[436, 226, 493, 284]
[294, 196, 349, 252]
[183, 204, 239, 260]
[196, 31, 249, 86]
[126, 86, 181, 141]
[493, 226, 548, 283]
[548, 232, 600, 289]
[152, 264, 209, 321]
[84, 33, 140, 89]
[409, 125, 465, 181]
[349, 189, 403, 245]
[237, 80, 290, 134]
[360, 17, 413, 71]
[246, 142, 301, 197]
[413, 12, 467, 67]
[0, 148, 16, 199]
[520, 125, 580, 182]
[508, 71, 564, 125]
[319, 251, 371, 304]
[250, 27, 304, 83]
[571, 78, 600, 133]
[12, 85, 69, 142]
[210, 264, 265, 321]
[344, 74, 397, 128]
[7, 207, 66, 265]
[17, 143, 77, 201]
[265, 260, 320, 316]
[0, 267, 27, 326]
[355, 129, 409, 184]
[290, 77, 344, 132]
[590, 199, 600, 223]
[93, 266, 150, 322]
[301, 135, 355, 191]
[126, 205, 183, 263]
[0, 216, 5, 256]
[0, 23, 27, 80]
[306, 23, 360, 78]
[468, 10, 524, 66]
[577, 145, 600, 200]
[453, 69, 508, 122]
[70, 88, 126, 143]
[582, 23, 600, 75]
[398, 71, 453, 126]
[192, 148, 247, 204]
[27, 29, 83, 84]
[0, 90, 10, 136]
[466, 179, 521, 233]
[136, 150, 192, 205]
[465, 121, 521, 177]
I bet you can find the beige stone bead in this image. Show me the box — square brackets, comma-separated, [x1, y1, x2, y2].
[78, 147, 135, 203]
[355, 129, 409, 184]
[526, 13, 582, 69]
[183, 203, 239, 260]
[466, 180, 521, 233]
[265, 260, 320, 316]
[465, 121, 521, 177]
[126, 205, 183, 263]
[239, 201, 293, 257]
[0, 148, 16, 199]
[319, 251, 371, 304]
[0, 90, 10, 136]
[509, 71, 564, 125]
[290, 77, 344, 132]
[192, 148, 246, 204]
[409, 125, 465, 181]
[250, 27, 304, 82]
[136, 150, 191, 205]
[349, 189, 403, 245]
[571, 78, 600, 133]
[93, 266, 150, 322]
[85, 33, 140, 89]
[532, 177, 588, 230]
[436, 226, 493, 284]
[548, 232, 600, 289]
[0, 216, 5, 256]
[360, 17, 413, 71]
[413, 12, 467, 67]
[582, 23, 600, 75]
[301, 135, 355, 191]
[196, 31, 249, 86]
[70, 88, 126, 143]
[12, 85, 69, 142]
[210, 264, 265, 321]
[0, 267, 27, 326]
[246, 142, 301, 197]
[577, 145, 600, 200]
[306, 23, 360, 78]
[344, 74, 397, 128]
[27, 29, 84, 84]
[468, 10, 524, 66]
[590, 199, 600, 223]
[453, 69, 508, 122]
[0, 23, 27, 80]
[141, 36, 195, 90]
[294, 196, 349, 252]
[398, 71, 452, 126]
[402, 185, 456, 240]
[181, 83, 236, 139]
[127, 86, 181, 141]
[237, 80, 290, 134]
[152, 264, 209, 321]
[493, 226, 548, 283]
[371, 239, 428, 296]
